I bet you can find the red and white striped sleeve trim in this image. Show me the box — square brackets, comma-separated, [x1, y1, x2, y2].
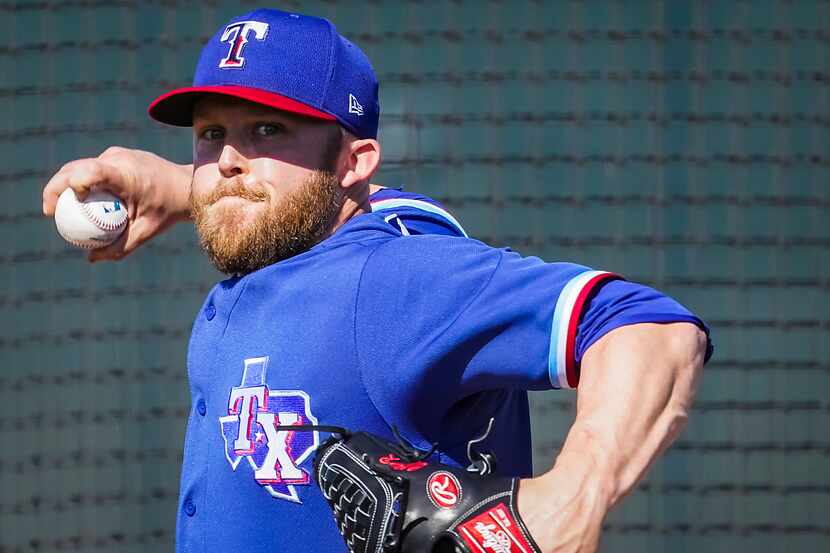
[547, 270, 622, 389]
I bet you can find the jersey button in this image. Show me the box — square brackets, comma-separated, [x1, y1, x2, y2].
[196, 399, 206, 416]
[184, 498, 196, 517]
[205, 304, 216, 320]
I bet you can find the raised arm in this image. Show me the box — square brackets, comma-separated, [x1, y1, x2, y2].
[42, 147, 193, 262]
[518, 321, 707, 552]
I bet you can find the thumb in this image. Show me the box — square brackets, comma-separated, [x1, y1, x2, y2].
[88, 229, 128, 263]
[87, 217, 156, 263]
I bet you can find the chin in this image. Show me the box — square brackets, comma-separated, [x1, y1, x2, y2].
[193, 170, 343, 276]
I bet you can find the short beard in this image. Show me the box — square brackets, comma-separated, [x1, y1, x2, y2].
[191, 170, 343, 276]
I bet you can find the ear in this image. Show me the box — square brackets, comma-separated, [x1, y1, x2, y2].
[340, 138, 381, 189]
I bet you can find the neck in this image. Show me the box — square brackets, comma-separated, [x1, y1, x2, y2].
[329, 182, 384, 235]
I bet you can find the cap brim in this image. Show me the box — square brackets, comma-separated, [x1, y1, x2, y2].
[148, 85, 338, 127]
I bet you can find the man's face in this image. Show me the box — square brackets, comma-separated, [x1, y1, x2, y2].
[191, 96, 344, 276]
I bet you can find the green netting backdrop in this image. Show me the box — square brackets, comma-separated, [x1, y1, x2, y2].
[1, 0, 828, 551]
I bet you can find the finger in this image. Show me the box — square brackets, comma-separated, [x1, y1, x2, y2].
[68, 160, 125, 198]
[42, 161, 94, 215]
[42, 170, 68, 216]
[43, 159, 125, 216]
[41, 161, 94, 215]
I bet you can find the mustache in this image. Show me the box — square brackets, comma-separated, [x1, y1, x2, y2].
[202, 179, 269, 205]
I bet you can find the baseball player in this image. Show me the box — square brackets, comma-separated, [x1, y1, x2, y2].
[41, 8, 711, 553]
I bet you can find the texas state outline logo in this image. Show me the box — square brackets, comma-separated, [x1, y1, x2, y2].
[219, 356, 319, 503]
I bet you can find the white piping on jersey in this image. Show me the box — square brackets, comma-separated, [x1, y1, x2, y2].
[383, 213, 411, 236]
[370, 198, 468, 238]
[547, 270, 614, 389]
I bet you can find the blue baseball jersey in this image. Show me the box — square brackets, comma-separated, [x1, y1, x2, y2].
[178, 189, 711, 552]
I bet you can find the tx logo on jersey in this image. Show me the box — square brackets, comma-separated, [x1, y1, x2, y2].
[219, 356, 319, 503]
[219, 20, 269, 69]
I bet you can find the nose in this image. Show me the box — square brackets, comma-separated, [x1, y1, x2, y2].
[217, 144, 249, 178]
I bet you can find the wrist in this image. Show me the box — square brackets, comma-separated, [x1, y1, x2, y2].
[171, 162, 194, 221]
[517, 441, 613, 552]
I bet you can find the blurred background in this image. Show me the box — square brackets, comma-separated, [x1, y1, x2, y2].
[1, 0, 828, 551]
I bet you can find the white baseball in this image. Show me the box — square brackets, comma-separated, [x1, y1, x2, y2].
[54, 188, 129, 249]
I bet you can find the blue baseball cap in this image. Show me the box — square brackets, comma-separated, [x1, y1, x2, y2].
[148, 8, 380, 139]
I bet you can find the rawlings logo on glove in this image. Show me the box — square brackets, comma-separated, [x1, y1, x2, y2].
[290, 424, 542, 553]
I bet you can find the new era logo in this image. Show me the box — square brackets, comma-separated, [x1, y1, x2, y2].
[348, 94, 364, 116]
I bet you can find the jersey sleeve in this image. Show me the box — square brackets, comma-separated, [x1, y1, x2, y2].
[355, 236, 711, 400]
[574, 279, 714, 368]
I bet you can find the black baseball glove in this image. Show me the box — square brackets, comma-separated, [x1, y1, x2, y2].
[309, 426, 542, 553]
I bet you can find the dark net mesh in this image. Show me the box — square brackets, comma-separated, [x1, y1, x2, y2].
[1, 1, 828, 552]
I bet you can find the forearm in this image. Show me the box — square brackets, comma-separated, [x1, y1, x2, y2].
[560, 322, 706, 508]
[518, 322, 707, 551]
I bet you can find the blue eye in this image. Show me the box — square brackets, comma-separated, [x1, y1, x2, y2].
[201, 128, 224, 141]
[256, 123, 283, 136]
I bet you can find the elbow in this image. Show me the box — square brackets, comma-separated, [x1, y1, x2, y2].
[665, 322, 707, 421]
[644, 323, 706, 453]
[665, 322, 708, 373]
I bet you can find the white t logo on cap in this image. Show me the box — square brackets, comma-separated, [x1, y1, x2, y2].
[219, 21, 269, 69]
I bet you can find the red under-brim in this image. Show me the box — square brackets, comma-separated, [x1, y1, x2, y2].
[148, 85, 338, 127]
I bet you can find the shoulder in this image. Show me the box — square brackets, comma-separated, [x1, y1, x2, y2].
[362, 234, 501, 281]
[355, 235, 505, 331]
[368, 188, 468, 238]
